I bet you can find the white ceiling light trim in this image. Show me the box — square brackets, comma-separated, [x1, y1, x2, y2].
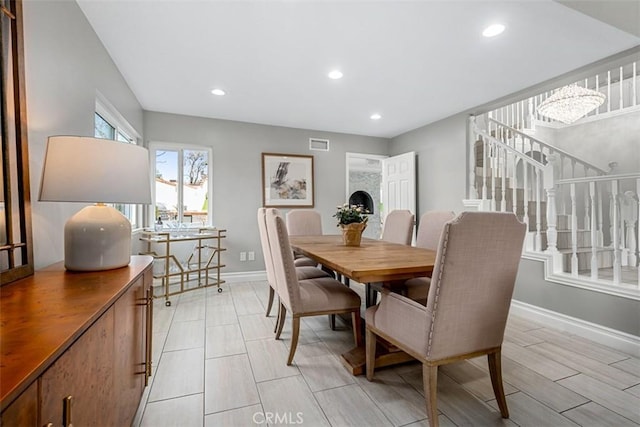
[483, 24, 505, 37]
[536, 84, 606, 124]
[370, 113, 382, 120]
[328, 70, 343, 80]
[211, 88, 226, 96]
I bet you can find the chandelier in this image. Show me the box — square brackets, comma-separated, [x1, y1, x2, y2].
[536, 84, 606, 124]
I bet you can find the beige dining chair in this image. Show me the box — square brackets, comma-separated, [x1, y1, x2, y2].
[380, 209, 415, 245]
[365, 211, 526, 427]
[265, 208, 362, 365]
[286, 209, 322, 268]
[366, 209, 415, 306]
[403, 210, 456, 304]
[257, 208, 330, 320]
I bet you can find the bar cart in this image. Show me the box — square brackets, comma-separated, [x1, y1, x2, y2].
[139, 228, 226, 306]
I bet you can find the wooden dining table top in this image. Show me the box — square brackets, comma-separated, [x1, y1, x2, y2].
[289, 235, 437, 284]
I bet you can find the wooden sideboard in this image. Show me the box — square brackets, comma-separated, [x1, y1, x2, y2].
[0, 255, 153, 426]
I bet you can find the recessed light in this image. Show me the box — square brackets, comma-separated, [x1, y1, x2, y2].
[370, 113, 382, 120]
[483, 24, 505, 37]
[328, 70, 343, 80]
[211, 88, 226, 96]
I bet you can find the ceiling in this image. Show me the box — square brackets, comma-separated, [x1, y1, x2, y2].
[76, 0, 640, 139]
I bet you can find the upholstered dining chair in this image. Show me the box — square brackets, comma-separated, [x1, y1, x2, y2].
[380, 209, 415, 245]
[365, 212, 526, 427]
[403, 210, 456, 304]
[257, 208, 330, 320]
[265, 208, 363, 365]
[365, 209, 415, 306]
[286, 209, 322, 268]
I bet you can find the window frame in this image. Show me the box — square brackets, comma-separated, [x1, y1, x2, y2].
[149, 141, 213, 227]
[94, 94, 144, 230]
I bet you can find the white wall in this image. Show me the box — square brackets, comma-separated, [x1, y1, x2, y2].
[144, 112, 389, 273]
[23, 0, 144, 268]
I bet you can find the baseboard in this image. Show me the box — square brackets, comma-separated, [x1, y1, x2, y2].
[221, 270, 267, 283]
[511, 299, 640, 357]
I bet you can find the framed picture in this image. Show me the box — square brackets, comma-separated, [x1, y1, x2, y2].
[262, 153, 314, 207]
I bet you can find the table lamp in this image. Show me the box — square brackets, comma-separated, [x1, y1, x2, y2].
[39, 136, 152, 271]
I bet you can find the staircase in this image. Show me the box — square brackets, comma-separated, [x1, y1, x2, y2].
[466, 60, 640, 292]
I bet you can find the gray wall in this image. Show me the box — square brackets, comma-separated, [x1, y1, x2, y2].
[23, 0, 144, 269]
[143, 112, 389, 273]
[390, 113, 469, 219]
[515, 259, 640, 336]
[536, 111, 640, 175]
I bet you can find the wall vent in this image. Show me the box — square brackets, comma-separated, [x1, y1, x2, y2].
[309, 138, 329, 151]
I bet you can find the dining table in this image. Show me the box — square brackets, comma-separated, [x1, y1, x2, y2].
[289, 234, 437, 375]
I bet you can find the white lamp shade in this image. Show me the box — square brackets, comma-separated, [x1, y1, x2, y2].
[39, 136, 152, 204]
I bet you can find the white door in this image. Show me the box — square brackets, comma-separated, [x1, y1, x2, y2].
[381, 151, 416, 221]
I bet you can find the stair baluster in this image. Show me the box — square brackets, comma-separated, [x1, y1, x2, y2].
[570, 183, 579, 275]
[501, 146, 507, 212]
[535, 168, 542, 251]
[611, 180, 621, 284]
[589, 182, 599, 281]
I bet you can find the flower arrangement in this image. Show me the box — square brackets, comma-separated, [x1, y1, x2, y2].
[333, 204, 369, 226]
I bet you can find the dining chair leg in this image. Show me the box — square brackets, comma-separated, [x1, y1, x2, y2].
[365, 327, 376, 381]
[275, 303, 287, 339]
[352, 310, 362, 346]
[422, 364, 439, 427]
[488, 350, 509, 418]
[273, 300, 281, 333]
[329, 314, 336, 330]
[266, 287, 275, 317]
[286, 316, 301, 365]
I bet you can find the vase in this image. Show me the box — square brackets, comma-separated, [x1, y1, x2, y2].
[340, 222, 367, 246]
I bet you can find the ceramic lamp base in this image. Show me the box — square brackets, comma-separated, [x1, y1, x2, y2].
[64, 204, 132, 271]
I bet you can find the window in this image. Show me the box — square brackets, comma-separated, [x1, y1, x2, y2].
[151, 144, 212, 227]
[94, 95, 142, 229]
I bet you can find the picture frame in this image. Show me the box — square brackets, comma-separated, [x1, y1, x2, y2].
[262, 153, 314, 208]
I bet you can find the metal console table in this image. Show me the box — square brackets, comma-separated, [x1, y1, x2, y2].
[140, 228, 226, 306]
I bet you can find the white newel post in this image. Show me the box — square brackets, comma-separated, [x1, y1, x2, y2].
[544, 159, 558, 254]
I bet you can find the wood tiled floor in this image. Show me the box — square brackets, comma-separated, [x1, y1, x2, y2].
[137, 280, 640, 426]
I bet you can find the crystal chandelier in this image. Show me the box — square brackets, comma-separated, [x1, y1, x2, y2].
[536, 84, 606, 124]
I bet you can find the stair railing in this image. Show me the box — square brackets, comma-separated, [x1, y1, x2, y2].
[487, 117, 607, 178]
[556, 173, 640, 287]
[472, 126, 556, 252]
[472, 115, 639, 287]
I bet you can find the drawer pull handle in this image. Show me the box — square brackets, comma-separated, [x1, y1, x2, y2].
[63, 395, 73, 427]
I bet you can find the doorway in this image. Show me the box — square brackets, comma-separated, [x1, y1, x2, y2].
[346, 151, 417, 240]
[346, 153, 386, 239]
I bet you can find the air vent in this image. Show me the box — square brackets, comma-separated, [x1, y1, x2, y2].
[309, 138, 329, 151]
